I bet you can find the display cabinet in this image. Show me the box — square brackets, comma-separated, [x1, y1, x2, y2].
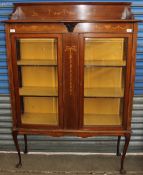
[4, 2, 139, 174]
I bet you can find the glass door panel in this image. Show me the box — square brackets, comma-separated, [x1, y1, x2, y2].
[22, 97, 58, 125]
[84, 37, 126, 126]
[18, 38, 57, 64]
[85, 38, 124, 61]
[84, 98, 123, 126]
[20, 66, 58, 96]
[84, 67, 124, 97]
[16, 38, 59, 126]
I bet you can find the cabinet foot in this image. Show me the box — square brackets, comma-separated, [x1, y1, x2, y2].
[24, 134, 28, 154]
[117, 136, 121, 156]
[16, 162, 22, 168]
[120, 169, 126, 174]
[120, 134, 130, 174]
[12, 131, 22, 168]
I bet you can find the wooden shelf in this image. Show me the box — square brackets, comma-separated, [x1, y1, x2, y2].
[84, 114, 121, 126]
[85, 38, 124, 42]
[84, 60, 126, 67]
[20, 38, 56, 43]
[17, 59, 57, 66]
[21, 113, 58, 125]
[19, 87, 58, 96]
[84, 87, 124, 97]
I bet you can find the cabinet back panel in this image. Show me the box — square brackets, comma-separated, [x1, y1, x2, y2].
[84, 67, 123, 88]
[19, 38, 57, 60]
[84, 98, 121, 115]
[85, 38, 124, 61]
[24, 97, 58, 114]
[84, 114, 121, 126]
[84, 98, 122, 126]
[21, 113, 58, 125]
[21, 67, 58, 87]
[21, 97, 58, 125]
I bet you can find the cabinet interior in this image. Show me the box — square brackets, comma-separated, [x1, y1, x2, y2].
[17, 38, 59, 126]
[21, 67, 58, 88]
[22, 97, 58, 125]
[19, 38, 57, 60]
[17, 36, 126, 127]
[84, 38, 124, 61]
[83, 37, 125, 126]
[84, 98, 122, 126]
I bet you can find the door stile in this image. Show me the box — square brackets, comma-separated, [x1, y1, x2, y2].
[79, 34, 84, 128]
[63, 33, 79, 129]
[6, 25, 18, 128]
[126, 23, 138, 130]
[11, 34, 22, 127]
[57, 35, 64, 128]
[124, 30, 136, 130]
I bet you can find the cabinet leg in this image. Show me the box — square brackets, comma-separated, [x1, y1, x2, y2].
[117, 136, 121, 156]
[120, 134, 131, 174]
[24, 134, 28, 154]
[12, 131, 22, 168]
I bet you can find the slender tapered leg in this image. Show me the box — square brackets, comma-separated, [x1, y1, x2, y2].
[24, 134, 28, 154]
[12, 131, 22, 168]
[120, 134, 131, 174]
[117, 136, 121, 156]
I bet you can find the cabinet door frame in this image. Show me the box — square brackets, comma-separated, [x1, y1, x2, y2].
[10, 33, 63, 129]
[79, 33, 133, 131]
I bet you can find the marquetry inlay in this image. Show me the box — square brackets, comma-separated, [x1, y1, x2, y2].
[65, 46, 77, 95]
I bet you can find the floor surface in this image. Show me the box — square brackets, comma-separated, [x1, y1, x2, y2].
[0, 153, 143, 175]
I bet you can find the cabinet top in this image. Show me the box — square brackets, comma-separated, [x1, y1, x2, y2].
[4, 2, 139, 23]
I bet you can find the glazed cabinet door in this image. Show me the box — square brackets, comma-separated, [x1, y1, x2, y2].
[79, 33, 132, 130]
[11, 34, 63, 128]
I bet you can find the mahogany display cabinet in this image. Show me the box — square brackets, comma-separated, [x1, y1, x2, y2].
[4, 2, 140, 174]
